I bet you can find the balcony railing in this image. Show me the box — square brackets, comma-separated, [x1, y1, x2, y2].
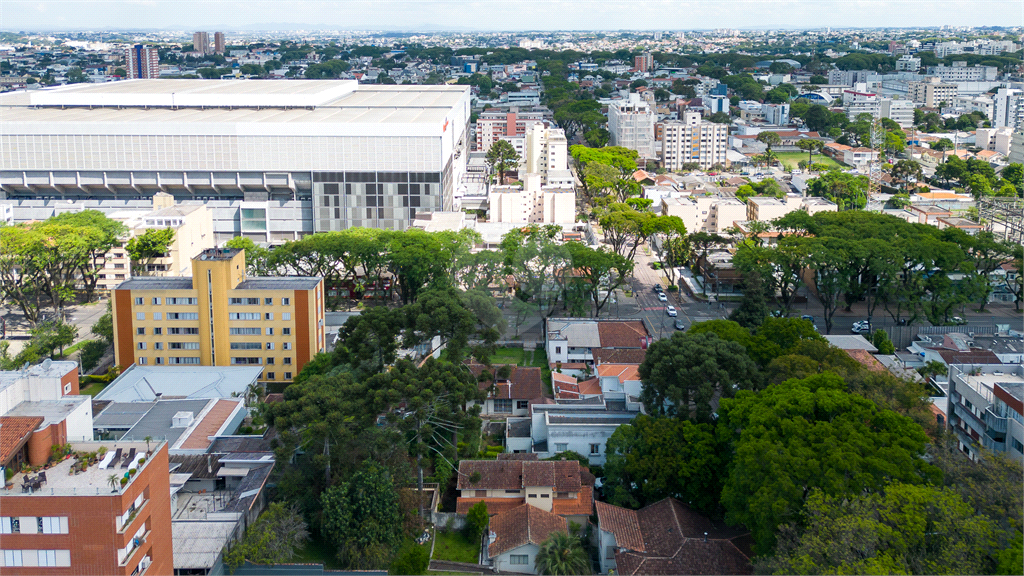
[984, 407, 1009, 434]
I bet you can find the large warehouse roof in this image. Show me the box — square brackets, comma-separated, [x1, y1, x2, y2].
[0, 80, 470, 130]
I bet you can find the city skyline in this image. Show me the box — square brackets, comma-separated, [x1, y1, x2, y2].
[3, 0, 1024, 32]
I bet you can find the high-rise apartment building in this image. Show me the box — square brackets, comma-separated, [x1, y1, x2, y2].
[660, 112, 730, 171]
[992, 88, 1024, 129]
[608, 93, 656, 158]
[123, 44, 159, 79]
[634, 52, 654, 72]
[522, 124, 572, 187]
[1, 440, 174, 575]
[946, 364, 1024, 462]
[475, 109, 546, 152]
[192, 32, 210, 55]
[213, 32, 225, 55]
[111, 248, 325, 384]
[880, 98, 916, 128]
[908, 76, 959, 107]
[489, 173, 575, 224]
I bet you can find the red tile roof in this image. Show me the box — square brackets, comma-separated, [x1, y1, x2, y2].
[596, 500, 645, 552]
[488, 504, 568, 558]
[552, 485, 594, 516]
[593, 348, 647, 365]
[457, 459, 592, 492]
[598, 321, 650, 348]
[603, 498, 752, 575]
[0, 416, 44, 464]
[844, 349, 887, 373]
[468, 364, 544, 400]
[180, 399, 241, 450]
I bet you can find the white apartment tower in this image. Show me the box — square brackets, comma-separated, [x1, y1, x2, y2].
[608, 93, 656, 158]
[660, 111, 730, 171]
[523, 124, 573, 187]
[489, 173, 575, 224]
[993, 88, 1024, 130]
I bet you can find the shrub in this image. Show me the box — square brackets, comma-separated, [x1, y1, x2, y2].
[389, 542, 430, 575]
[79, 340, 108, 373]
[465, 501, 489, 542]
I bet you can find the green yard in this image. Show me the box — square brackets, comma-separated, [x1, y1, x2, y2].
[774, 151, 845, 171]
[432, 529, 481, 564]
[80, 382, 108, 397]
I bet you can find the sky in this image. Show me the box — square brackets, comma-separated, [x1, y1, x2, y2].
[3, 0, 1024, 32]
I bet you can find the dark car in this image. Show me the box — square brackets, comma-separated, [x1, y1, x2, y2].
[674, 319, 686, 331]
[653, 285, 663, 293]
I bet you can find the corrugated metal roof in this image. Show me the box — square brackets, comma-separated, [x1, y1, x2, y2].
[172, 520, 239, 570]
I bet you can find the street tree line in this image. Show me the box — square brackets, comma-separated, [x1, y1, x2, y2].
[601, 316, 1022, 574]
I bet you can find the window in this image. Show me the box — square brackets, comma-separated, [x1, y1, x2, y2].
[540, 494, 549, 498]
[283, 328, 291, 335]
[1, 517, 19, 534]
[231, 357, 263, 365]
[510, 555, 529, 566]
[134, 297, 144, 305]
[230, 327, 261, 335]
[151, 297, 162, 305]
[1014, 438, 1024, 454]
[266, 342, 275, 350]
[168, 357, 201, 365]
[505, 489, 522, 494]
[138, 357, 147, 365]
[3, 550, 22, 567]
[167, 312, 199, 320]
[137, 342, 147, 350]
[590, 443, 601, 455]
[555, 443, 568, 452]
[264, 297, 273, 305]
[153, 312, 162, 320]
[229, 313, 260, 320]
[282, 312, 291, 321]
[137, 327, 146, 335]
[284, 372, 292, 380]
[556, 492, 569, 498]
[229, 297, 260, 305]
[528, 493, 537, 499]
[265, 312, 274, 320]
[169, 327, 199, 335]
[167, 297, 198, 305]
[606, 546, 617, 560]
[266, 372, 275, 380]
[136, 312, 145, 320]
[230, 342, 262, 350]
[516, 400, 529, 410]
[266, 357, 275, 365]
[493, 399, 512, 413]
[283, 342, 292, 350]
[284, 357, 292, 365]
[37, 550, 57, 567]
[153, 327, 162, 335]
[154, 342, 163, 350]
[282, 297, 290, 305]
[170, 342, 200, 350]
[156, 357, 164, 365]
[555, 346, 561, 354]
[266, 327, 274, 335]
[474, 490, 487, 497]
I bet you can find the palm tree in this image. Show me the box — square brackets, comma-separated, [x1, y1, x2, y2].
[535, 531, 591, 575]
[144, 436, 153, 454]
[107, 474, 120, 492]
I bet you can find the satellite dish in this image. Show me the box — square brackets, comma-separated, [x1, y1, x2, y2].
[42, 358, 52, 370]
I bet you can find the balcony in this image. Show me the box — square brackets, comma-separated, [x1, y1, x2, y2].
[984, 407, 1008, 434]
[117, 499, 148, 534]
[119, 530, 151, 568]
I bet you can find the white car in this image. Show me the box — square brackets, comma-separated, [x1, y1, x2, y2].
[666, 306, 677, 317]
[851, 320, 872, 334]
[657, 292, 668, 302]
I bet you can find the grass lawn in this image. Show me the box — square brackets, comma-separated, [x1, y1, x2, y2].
[80, 382, 108, 397]
[489, 347, 525, 365]
[432, 530, 480, 564]
[774, 151, 845, 170]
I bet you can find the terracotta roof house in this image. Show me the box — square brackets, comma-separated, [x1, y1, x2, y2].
[546, 318, 651, 367]
[486, 503, 568, 574]
[0, 416, 44, 471]
[597, 364, 643, 398]
[466, 364, 545, 417]
[456, 459, 595, 524]
[596, 498, 753, 575]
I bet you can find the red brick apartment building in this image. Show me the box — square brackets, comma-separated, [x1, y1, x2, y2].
[1, 441, 173, 575]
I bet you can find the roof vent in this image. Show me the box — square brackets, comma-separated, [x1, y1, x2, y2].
[172, 411, 194, 428]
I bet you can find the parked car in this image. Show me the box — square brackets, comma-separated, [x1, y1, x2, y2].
[666, 306, 678, 317]
[674, 319, 686, 330]
[950, 316, 968, 325]
[653, 284, 663, 293]
[658, 292, 668, 302]
[801, 315, 815, 323]
[851, 320, 872, 334]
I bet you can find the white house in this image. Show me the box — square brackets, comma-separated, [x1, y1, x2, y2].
[486, 504, 568, 574]
[545, 318, 651, 366]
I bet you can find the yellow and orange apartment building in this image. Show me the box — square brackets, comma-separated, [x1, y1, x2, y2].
[111, 248, 325, 384]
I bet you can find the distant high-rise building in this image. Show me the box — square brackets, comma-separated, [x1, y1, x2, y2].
[192, 31, 210, 55]
[634, 52, 653, 72]
[123, 44, 159, 79]
[653, 31, 663, 41]
[608, 93, 656, 158]
[214, 32, 225, 55]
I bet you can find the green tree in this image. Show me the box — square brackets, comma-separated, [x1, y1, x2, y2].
[321, 461, 404, 569]
[871, 329, 895, 354]
[638, 331, 759, 422]
[224, 236, 275, 276]
[92, 302, 114, 344]
[795, 138, 824, 165]
[756, 483, 1002, 576]
[50, 210, 128, 302]
[389, 542, 430, 575]
[805, 170, 869, 210]
[583, 128, 610, 148]
[465, 501, 489, 541]
[224, 503, 309, 572]
[728, 271, 773, 329]
[564, 242, 634, 318]
[31, 319, 78, 357]
[79, 340, 108, 373]
[125, 228, 176, 276]
[535, 530, 590, 575]
[486, 139, 521, 185]
[335, 306, 408, 374]
[603, 415, 724, 513]
[719, 372, 938, 554]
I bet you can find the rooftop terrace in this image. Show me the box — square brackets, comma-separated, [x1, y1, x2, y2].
[7, 440, 157, 496]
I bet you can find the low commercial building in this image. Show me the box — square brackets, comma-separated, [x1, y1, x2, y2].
[947, 364, 1024, 462]
[1, 440, 174, 575]
[111, 248, 325, 385]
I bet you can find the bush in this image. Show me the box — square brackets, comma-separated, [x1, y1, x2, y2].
[666, 285, 678, 292]
[389, 542, 429, 575]
[79, 340, 108, 373]
[465, 501, 488, 542]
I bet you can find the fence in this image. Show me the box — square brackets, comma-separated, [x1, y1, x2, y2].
[431, 511, 466, 530]
[885, 324, 997, 351]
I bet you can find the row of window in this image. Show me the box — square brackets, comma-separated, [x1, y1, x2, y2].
[492, 399, 530, 413]
[1, 517, 68, 534]
[137, 357, 202, 365]
[2, 550, 70, 568]
[553, 443, 602, 454]
[134, 297, 196, 305]
[136, 297, 290, 306]
[230, 297, 291, 306]
[136, 326, 291, 336]
[228, 357, 293, 365]
[136, 341, 201, 350]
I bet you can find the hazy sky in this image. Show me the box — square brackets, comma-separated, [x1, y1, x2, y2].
[3, 0, 1024, 32]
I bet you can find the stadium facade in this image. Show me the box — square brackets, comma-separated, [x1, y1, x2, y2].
[0, 80, 472, 241]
